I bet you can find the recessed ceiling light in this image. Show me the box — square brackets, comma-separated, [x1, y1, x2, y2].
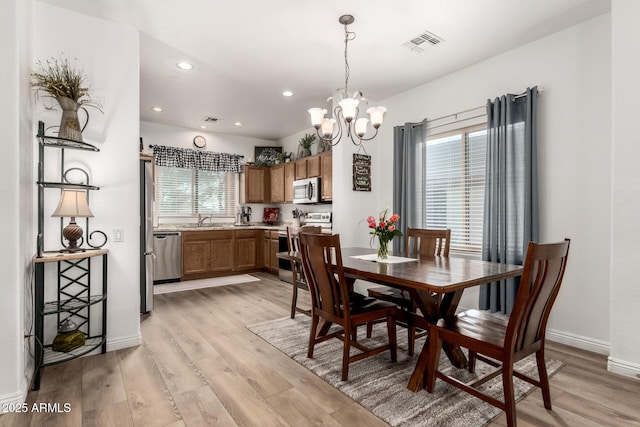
[234, 122, 243, 126]
[151, 106, 163, 112]
[282, 90, 294, 97]
[176, 61, 193, 70]
[200, 125, 207, 129]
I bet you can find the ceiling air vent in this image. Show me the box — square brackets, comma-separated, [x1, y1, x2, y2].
[202, 116, 219, 123]
[404, 30, 444, 53]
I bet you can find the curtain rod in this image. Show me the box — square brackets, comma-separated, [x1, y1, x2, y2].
[148, 144, 244, 158]
[408, 86, 544, 128]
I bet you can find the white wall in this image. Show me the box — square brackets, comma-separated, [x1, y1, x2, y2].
[0, 0, 33, 408]
[33, 2, 141, 363]
[610, 0, 640, 377]
[141, 120, 277, 160]
[332, 15, 614, 356]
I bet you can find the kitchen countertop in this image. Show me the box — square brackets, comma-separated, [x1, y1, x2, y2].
[154, 224, 287, 232]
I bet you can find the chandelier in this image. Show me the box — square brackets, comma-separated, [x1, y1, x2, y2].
[308, 15, 387, 146]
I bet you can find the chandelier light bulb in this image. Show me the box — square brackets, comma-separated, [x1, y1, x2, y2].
[308, 108, 327, 128]
[338, 98, 359, 122]
[355, 118, 369, 137]
[321, 118, 337, 138]
[367, 106, 387, 128]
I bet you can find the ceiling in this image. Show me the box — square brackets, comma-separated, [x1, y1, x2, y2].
[39, 0, 610, 141]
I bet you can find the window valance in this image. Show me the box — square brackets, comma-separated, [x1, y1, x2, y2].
[153, 145, 242, 173]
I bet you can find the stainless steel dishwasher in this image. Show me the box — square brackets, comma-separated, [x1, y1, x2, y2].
[153, 232, 182, 283]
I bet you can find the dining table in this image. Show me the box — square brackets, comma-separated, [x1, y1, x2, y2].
[276, 247, 523, 391]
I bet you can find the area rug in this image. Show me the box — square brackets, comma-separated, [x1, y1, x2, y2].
[248, 316, 563, 427]
[154, 274, 260, 294]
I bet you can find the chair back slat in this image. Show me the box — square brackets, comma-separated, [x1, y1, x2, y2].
[287, 226, 323, 284]
[507, 239, 570, 353]
[405, 228, 451, 257]
[299, 233, 349, 320]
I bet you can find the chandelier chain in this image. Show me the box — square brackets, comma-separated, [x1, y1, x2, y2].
[343, 22, 356, 96]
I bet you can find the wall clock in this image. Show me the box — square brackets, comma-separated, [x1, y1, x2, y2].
[193, 135, 206, 148]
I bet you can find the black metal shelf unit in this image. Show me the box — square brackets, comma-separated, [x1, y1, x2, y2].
[32, 121, 108, 390]
[33, 250, 108, 389]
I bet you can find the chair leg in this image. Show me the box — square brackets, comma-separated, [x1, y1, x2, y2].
[386, 315, 397, 362]
[308, 314, 319, 358]
[426, 327, 442, 393]
[468, 350, 477, 373]
[502, 363, 517, 427]
[536, 349, 552, 409]
[366, 321, 373, 338]
[408, 325, 415, 356]
[290, 284, 298, 319]
[342, 331, 351, 381]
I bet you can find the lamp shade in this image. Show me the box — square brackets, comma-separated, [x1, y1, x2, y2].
[308, 108, 327, 128]
[338, 98, 359, 122]
[320, 118, 337, 138]
[367, 106, 387, 128]
[52, 190, 94, 218]
[354, 118, 369, 137]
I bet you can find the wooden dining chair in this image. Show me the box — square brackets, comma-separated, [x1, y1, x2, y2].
[426, 239, 571, 427]
[299, 232, 398, 381]
[286, 225, 322, 318]
[367, 228, 451, 355]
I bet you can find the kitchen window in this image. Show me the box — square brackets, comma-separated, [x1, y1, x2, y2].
[155, 166, 237, 218]
[422, 124, 487, 254]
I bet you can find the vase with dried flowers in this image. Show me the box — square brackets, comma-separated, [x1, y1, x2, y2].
[31, 55, 102, 142]
[367, 209, 402, 259]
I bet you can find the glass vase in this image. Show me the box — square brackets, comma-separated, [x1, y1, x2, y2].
[377, 239, 389, 259]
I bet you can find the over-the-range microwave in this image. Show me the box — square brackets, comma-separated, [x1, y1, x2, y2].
[293, 177, 320, 204]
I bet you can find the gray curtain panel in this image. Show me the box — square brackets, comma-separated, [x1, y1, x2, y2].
[392, 120, 426, 252]
[480, 87, 539, 314]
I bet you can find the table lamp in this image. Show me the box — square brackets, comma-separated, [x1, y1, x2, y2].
[51, 189, 94, 252]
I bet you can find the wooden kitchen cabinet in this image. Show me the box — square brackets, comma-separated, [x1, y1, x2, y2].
[243, 165, 270, 203]
[307, 155, 321, 177]
[262, 230, 280, 273]
[320, 151, 332, 201]
[182, 230, 234, 279]
[183, 239, 211, 275]
[294, 155, 321, 180]
[270, 164, 285, 203]
[211, 231, 234, 272]
[234, 229, 258, 270]
[294, 158, 308, 180]
[285, 162, 295, 202]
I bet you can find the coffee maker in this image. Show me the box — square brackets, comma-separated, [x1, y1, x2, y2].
[240, 206, 252, 224]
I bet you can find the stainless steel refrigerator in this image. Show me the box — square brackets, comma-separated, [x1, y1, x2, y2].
[140, 158, 154, 313]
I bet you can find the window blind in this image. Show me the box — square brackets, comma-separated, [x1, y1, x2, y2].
[155, 166, 237, 218]
[424, 127, 486, 253]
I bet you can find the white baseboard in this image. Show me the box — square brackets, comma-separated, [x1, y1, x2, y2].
[546, 328, 610, 355]
[107, 333, 141, 352]
[0, 379, 28, 413]
[607, 356, 640, 379]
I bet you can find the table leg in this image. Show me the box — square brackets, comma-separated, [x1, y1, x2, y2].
[406, 289, 468, 391]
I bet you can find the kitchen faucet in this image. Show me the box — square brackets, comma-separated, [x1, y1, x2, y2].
[198, 214, 212, 226]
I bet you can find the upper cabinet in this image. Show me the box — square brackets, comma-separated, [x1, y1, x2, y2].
[320, 151, 332, 201]
[241, 151, 332, 205]
[242, 165, 270, 203]
[294, 156, 321, 180]
[284, 162, 295, 203]
[270, 164, 285, 203]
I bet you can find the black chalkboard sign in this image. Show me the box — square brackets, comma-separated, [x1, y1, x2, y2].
[353, 154, 371, 191]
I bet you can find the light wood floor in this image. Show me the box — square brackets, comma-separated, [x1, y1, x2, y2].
[4, 273, 640, 426]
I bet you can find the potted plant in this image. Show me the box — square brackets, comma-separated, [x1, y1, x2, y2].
[31, 55, 102, 142]
[277, 151, 292, 164]
[297, 133, 316, 159]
